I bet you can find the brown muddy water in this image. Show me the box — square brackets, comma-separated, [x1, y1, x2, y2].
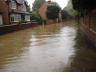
[0, 21, 96, 72]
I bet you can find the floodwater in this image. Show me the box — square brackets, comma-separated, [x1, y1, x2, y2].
[0, 21, 96, 72]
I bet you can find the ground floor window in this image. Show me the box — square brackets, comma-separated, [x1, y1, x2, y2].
[10, 14, 21, 22]
[25, 15, 30, 21]
[0, 15, 3, 25]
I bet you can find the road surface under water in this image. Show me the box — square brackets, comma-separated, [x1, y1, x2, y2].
[0, 21, 96, 72]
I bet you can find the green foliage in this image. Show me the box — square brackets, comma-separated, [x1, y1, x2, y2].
[72, 0, 96, 13]
[31, 11, 43, 25]
[19, 20, 27, 24]
[64, 0, 77, 16]
[36, 17, 43, 25]
[32, 0, 45, 11]
[31, 11, 38, 17]
[46, 5, 61, 20]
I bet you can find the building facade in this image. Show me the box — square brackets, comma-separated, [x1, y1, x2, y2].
[0, 0, 30, 25]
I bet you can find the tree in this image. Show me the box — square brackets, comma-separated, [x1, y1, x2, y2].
[72, 0, 96, 12]
[32, 0, 45, 11]
[46, 5, 61, 20]
[64, 0, 77, 16]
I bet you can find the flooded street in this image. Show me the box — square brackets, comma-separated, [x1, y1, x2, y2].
[0, 21, 96, 72]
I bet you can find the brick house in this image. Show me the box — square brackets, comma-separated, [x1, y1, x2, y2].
[0, 0, 30, 25]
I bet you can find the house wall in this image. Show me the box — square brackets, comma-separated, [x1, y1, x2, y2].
[25, 15, 30, 21]
[22, 3, 27, 12]
[0, 0, 9, 25]
[38, 3, 47, 20]
[17, 5, 22, 11]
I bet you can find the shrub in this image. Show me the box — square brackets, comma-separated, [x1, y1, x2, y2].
[31, 11, 43, 25]
[19, 20, 27, 24]
[46, 5, 61, 20]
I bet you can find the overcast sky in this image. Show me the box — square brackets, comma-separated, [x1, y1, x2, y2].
[27, 0, 69, 9]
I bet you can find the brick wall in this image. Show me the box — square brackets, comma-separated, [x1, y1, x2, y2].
[80, 11, 96, 47]
[0, 0, 9, 25]
[38, 3, 47, 20]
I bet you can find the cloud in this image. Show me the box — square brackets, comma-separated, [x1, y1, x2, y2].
[27, 0, 68, 9]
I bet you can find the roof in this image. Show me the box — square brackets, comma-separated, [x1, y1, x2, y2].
[10, 10, 30, 15]
[6, 0, 28, 5]
[16, 0, 24, 4]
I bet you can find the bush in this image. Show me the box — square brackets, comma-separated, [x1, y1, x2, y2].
[31, 11, 43, 25]
[46, 5, 61, 20]
[19, 20, 27, 24]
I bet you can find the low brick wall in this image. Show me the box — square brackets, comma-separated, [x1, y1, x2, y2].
[80, 22, 96, 47]
[0, 23, 37, 35]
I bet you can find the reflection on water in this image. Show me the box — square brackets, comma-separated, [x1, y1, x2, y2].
[1, 22, 96, 72]
[64, 32, 96, 72]
[0, 23, 77, 72]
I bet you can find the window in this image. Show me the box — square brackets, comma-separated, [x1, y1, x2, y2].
[0, 15, 3, 25]
[9, 0, 16, 10]
[10, 14, 21, 22]
[25, 15, 30, 21]
[10, 16, 14, 22]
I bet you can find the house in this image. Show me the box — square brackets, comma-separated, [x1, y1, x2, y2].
[0, 0, 30, 25]
[9, 0, 30, 24]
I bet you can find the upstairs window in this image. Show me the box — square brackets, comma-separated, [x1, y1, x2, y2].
[9, 0, 16, 10]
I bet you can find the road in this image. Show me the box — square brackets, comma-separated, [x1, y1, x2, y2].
[0, 21, 96, 72]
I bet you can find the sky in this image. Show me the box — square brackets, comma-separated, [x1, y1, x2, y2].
[27, 0, 69, 9]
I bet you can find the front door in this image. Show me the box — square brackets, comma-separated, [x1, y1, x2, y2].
[21, 14, 25, 21]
